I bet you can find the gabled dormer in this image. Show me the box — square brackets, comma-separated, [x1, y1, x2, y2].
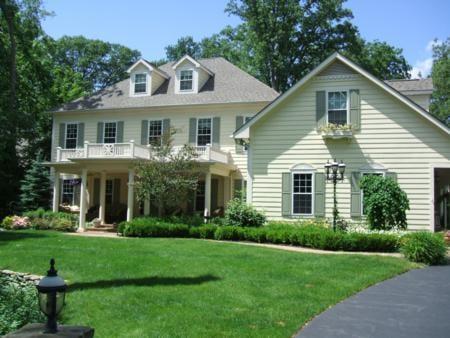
[172, 55, 214, 94]
[127, 59, 169, 97]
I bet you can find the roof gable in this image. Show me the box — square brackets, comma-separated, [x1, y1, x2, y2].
[127, 59, 169, 79]
[172, 55, 214, 76]
[234, 53, 449, 138]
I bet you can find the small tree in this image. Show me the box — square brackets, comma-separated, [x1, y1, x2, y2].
[134, 130, 200, 217]
[19, 152, 51, 211]
[360, 175, 409, 230]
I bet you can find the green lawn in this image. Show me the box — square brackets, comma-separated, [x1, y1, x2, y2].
[0, 231, 415, 337]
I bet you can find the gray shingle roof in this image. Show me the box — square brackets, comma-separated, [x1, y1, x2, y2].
[55, 57, 279, 112]
[385, 78, 433, 94]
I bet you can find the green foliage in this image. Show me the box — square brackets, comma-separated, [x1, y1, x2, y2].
[0, 274, 45, 335]
[19, 152, 51, 211]
[22, 209, 78, 231]
[119, 217, 190, 238]
[401, 232, 447, 265]
[1, 216, 14, 229]
[134, 129, 200, 217]
[224, 198, 266, 227]
[165, 36, 202, 61]
[349, 40, 411, 80]
[430, 38, 449, 124]
[360, 175, 410, 230]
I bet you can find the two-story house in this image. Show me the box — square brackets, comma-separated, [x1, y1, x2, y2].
[48, 55, 278, 229]
[234, 53, 450, 232]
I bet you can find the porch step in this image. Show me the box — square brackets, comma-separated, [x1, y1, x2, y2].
[86, 224, 117, 233]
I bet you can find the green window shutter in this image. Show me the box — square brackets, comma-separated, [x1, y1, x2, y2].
[93, 178, 100, 206]
[386, 172, 397, 182]
[113, 179, 121, 205]
[314, 173, 326, 217]
[117, 121, 124, 143]
[189, 118, 197, 145]
[316, 91, 326, 129]
[281, 172, 292, 216]
[77, 123, 84, 147]
[212, 117, 220, 148]
[163, 119, 170, 137]
[349, 89, 361, 130]
[235, 116, 244, 154]
[141, 120, 148, 145]
[97, 122, 104, 143]
[233, 179, 242, 199]
[59, 123, 66, 148]
[350, 172, 361, 217]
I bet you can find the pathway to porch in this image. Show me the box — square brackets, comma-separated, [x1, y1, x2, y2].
[295, 265, 450, 338]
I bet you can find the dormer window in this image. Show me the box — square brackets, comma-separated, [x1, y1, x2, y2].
[134, 73, 147, 94]
[180, 70, 193, 91]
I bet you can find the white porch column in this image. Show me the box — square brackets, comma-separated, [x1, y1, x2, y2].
[144, 199, 150, 216]
[79, 168, 88, 230]
[204, 172, 212, 219]
[127, 169, 135, 221]
[246, 144, 253, 203]
[52, 170, 60, 212]
[99, 171, 106, 224]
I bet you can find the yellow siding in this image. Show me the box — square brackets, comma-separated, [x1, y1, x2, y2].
[52, 103, 265, 179]
[251, 73, 450, 230]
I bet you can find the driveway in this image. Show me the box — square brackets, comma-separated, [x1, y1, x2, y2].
[296, 266, 450, 338]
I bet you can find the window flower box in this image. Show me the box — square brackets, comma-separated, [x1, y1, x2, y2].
[318, 124, 354, 139]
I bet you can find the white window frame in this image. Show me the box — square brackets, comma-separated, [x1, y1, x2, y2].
[179, 69, 194, 92]
[361, 171, 386, 215]
[61, 180, 75, 205]
[243, 116, 252, 152]
[326, 90, 350, 125]
[148, 119, 163, 146]
[65, 122, 79, 149]
[133, 73, 148, 95]
[103, 121, 118, 144]
[291, 171, 315, 216]
[196, 117, 213, 147]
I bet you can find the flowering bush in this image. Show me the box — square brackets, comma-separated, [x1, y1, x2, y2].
[1, 216, 30, 230]
[346, 222, 408, 237]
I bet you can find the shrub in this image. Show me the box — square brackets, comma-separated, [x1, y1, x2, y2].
[401, 232, 447, 265]
[214, 226, 246, 241]
[22, 209, 78, 232]
[1, 216, 30, 230]
[120, 217, 190, 238]
[1, 216, 14, 229]
[197, 224, 218, 239]
[360, 175, 409, 230]
[0, 274, 45, 335]
[224, 198, 266, 227]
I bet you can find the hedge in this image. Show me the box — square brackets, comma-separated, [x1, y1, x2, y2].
[118, 218, 401, 253]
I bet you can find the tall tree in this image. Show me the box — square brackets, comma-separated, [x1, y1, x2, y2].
[430, 38, 449, 124]
[165, 36, 202, 61]
[225, 0, 360, 92]
[350, 40, 411, 80]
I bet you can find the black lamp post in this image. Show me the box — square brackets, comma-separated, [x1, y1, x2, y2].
[36, 259, 67, 333]
[325, 159, 346, 231]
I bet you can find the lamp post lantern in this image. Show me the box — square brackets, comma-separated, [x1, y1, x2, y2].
[36, 259, 67, 334]
[325, 159, 346, 231]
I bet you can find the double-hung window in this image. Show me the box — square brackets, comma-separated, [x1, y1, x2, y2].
[105, 179, 114, 205]
[148, 120, 163, 146]
[103, 122, 117, 143]
[61, 180, 75, 204]
[197, 118, 212, 146]
[195, 181, 206, 212]
[134, 73, 147, 94]
[65, 123, 78, 149]
[327, 91, 348, 125]
[180, 70, 193, 91]
[292, 173, 314, 215]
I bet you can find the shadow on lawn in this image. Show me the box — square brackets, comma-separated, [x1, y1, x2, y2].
[68, 274, 221, 292]
[0, 230, 47, 244]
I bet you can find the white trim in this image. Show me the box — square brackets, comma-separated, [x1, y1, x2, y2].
[126, 59, 169, 79]
[179, 69, 194, 92]
[147, 119, 163, 146]
[196, 117, 213, 147]
[326, 90, 350, 125]
[234, 52, 450, 138]
[291, 170, 315, 216]
[64, 122, 79, 149]
[130, 72, 150, 97]
[247, 144, 253, 203]
[172, 55, 214, 76]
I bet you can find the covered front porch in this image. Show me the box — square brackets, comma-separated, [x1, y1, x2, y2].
[50, 159, 240, 230]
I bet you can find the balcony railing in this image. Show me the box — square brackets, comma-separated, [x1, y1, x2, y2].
[56, 141, 229, 164]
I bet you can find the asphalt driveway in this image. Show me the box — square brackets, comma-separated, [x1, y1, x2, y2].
[296, 265, 450, 338]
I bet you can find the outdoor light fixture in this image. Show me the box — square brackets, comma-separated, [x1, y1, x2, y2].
[325, 159, 346, 231]
[36, 259, 67, 334]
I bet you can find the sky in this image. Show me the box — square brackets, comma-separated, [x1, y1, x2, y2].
[41, 0, 449, 79]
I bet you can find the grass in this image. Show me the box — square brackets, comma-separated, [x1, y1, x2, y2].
[0, 230, 415, 337]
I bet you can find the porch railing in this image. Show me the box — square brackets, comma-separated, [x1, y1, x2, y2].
[57, 142, 229, 164]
